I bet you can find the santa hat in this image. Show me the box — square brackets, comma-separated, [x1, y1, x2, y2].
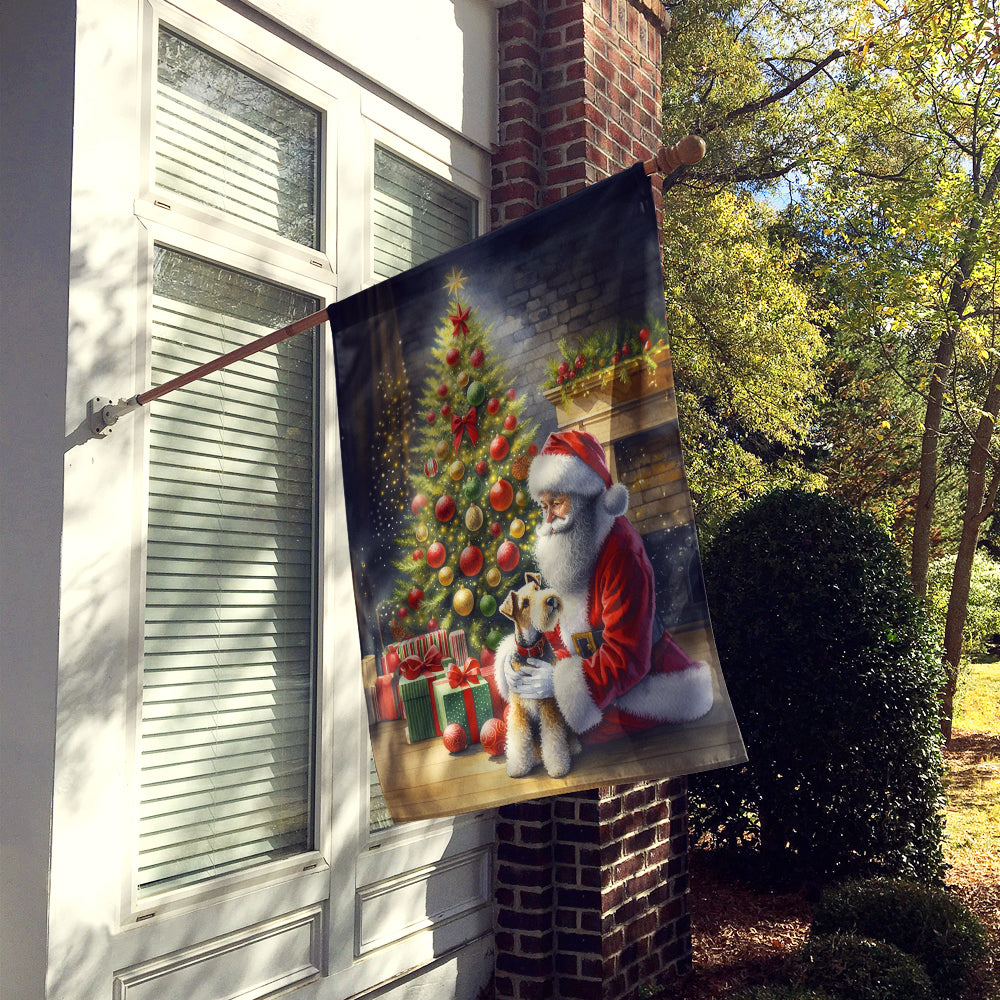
[528, 429, 629, 518]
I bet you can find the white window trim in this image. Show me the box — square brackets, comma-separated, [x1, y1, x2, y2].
[111, 1, 497, 990]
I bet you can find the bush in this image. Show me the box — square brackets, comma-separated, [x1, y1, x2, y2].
[811, 878, 988, 999]
[792, 933, 934, 1000]
[732, 987, 836, 1000]
[926, 551, 1000, 659]
[691, 488, 946, 882]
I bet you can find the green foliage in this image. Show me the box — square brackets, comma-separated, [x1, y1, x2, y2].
[791, 934, 934, 1000]
[811, 878, 988, 999]
[692, 488, 947, 882]
[732, 988, 836, 1000]
[926, 550, 1000, 659]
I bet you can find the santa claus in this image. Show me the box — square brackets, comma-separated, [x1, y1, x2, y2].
[494, 429, 714, 744]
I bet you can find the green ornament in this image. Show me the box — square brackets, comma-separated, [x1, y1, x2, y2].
[479, 594, 497, 618]
[463, 476, 483, 501]
[466, 380, 486, 407]
[486, 628, 504, 651]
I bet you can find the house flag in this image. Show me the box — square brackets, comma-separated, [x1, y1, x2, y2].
[330, 164, 746, 822]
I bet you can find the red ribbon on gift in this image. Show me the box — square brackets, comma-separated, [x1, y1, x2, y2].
[451, 407, 479, 453]
[400, 644, 443, 680]
[447, 657, 481, 688]
[446, 658, 483, 742]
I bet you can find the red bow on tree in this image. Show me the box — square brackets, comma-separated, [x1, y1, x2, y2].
[399, 644, 444, 679]
[449, 303, 471, 337]
[451, 407, 479, 453]
[447, 658, 481, 688]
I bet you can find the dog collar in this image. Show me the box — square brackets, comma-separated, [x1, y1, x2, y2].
[515, 637, 547, 659]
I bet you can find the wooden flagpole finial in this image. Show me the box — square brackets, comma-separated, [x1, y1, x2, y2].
[644, 135, 706, 176]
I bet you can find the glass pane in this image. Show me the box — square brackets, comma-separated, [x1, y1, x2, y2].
[138, 246, 318, 895]
[368, 151, 478, 832]
[372, 146, 477, 280]
[156, 27, 320, 248]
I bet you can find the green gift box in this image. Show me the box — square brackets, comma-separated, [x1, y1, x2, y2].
[432, 671, 494, 746]
[398, 666, 449, 743]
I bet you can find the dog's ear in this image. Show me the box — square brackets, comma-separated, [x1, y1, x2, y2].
[545, 594, 562, 615]
[499, 591, 517, 620]
[524, 572, 542, 589]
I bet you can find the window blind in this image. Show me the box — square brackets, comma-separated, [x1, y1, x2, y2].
[138, 248, 319, 895]
[156, 27, 320, 248]
[367, 149, 477, 832]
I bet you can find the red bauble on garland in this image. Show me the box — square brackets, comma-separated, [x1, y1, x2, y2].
[434, 495, 456, 522]
[489, 479, 514, 512]
[504, 413, 518, 431]
[459, 545, 484, 577]
[470, 347, 485, 368]
[480, 717, 506, 756]
[412, 493, 429, 514]
[408, 588, 424, 610]
[446, 347, 461, 366]
[443, 723, 468, 753]
[426, 541, 447, 568]
[487, 397, 500, 414]
[496, 539, 520, 571]
[489, 435, 509, 462]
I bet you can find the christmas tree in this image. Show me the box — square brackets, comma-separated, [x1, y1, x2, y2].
[388, 268, 541, 653]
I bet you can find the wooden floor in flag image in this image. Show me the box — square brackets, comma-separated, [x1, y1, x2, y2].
[372, 625, 746, 823]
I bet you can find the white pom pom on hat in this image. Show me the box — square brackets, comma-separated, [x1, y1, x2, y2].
[528, 429, 629, 518]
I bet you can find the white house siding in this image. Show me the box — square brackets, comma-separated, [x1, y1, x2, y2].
[0, 1, 499, 998]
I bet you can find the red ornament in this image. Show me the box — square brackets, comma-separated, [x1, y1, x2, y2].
[622, 344, 631, 356]
[408, 588, 424, 610]
[435, 495, 456, 522]
[470, 347, 485, 368]
[490, 479, 514, 512]
[575, 353, 586, 370]
[397, 606, 409, 620]
[489, 435, 510, 462]
[480, 717, 507, 756]
[412, 548, 424, 561]
[446, 347, 461, 366]
[426, 412, 436, 424]
[475, 460, 487, 475]
[425, 458, 439, 477]
[506, 388, 517, 401]
[441, 403, 451, 416]
[644, 340, 653, 352]
[558, 361, 570, 377]
[528, 443, 538, 456]
[490, 521, 502, 537]
[487, 397, 500, 414]
[443, 722, 468, 753]
[496, 539, 520, 572]
[427, 617, 439, 631]
[426, 541, 447, 568]
[437, 383, 448, 397]
[412, 493, 429, 515]
[639, 327, 651, 342]
[504, 413, 518, 431]
[557, 375, 565, 385]
[385, 647, 400, 672]
[459, 545, 484, 577]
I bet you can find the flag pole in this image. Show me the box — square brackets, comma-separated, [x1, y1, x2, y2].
[88, 136, 705, 438]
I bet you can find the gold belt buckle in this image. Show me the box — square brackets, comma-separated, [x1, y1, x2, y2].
[571, 630, 598, 658]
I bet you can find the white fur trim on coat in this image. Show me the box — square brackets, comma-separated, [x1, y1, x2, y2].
[552, 654, 604, 734]
[614, 660, 714, 723]
[603, 481, 629, 518]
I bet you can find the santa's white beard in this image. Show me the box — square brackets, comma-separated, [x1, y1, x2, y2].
[534, 492, 603, 596]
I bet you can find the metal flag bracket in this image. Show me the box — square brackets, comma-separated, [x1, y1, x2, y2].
[86, 136, 704, 440]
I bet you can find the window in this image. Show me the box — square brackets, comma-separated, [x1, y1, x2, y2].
[136, 26, 323, 897]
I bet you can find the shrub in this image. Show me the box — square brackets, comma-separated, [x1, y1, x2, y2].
[791, 933, 934, 1000]
[926, 551, 1000, 659]
[732, 987, 837, 1000]
[691, 488, 946, 882]
[811, 878, 988, 999]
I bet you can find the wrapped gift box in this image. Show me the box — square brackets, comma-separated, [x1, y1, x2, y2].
[432, 663, 494, 745]
[477, 659, 506, 718]
[447, 629, 469, 668]
[399, 668, 447, 742]
[397, 628, 449, 663]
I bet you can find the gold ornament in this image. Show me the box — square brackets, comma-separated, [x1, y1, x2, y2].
[453, 586, 475, 616]
[515, 490, 528, 508]
[449, 459, 466, 481]
[509, 518, 525, 538]
[415, 523, 428, 542]
[435, 439, 450, 461]
[457, 371, 470, 388]
[439, 565, 454, 586]
[465, 504, 484, 531]
[485, 567, 501, 588]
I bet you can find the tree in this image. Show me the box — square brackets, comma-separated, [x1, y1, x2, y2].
[387, 273, 541, 653]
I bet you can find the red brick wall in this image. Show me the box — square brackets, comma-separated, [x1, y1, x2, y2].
[491, 9, 691, 998]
